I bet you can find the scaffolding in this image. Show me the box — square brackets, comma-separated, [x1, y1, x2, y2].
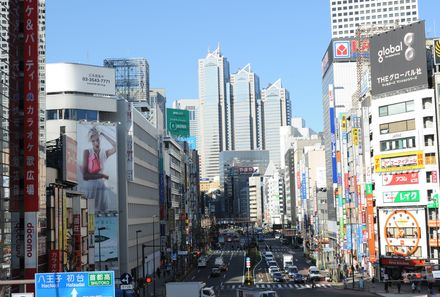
[103, 58, 150, 103]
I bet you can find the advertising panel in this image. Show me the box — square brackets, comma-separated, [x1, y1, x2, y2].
[383, 190, 420, 204]
[127, 103, 134, 182]
[370, 22, 428, 96]
[382, 172, 419, 186]
[46, 64, 116, 96]
[77, 122, 118, 213]
[374, 151, 424, 173]
[63, 135, 77, 183]
[95, 216, 119, 271]
[23, 0, 40, 284]
[167, 108, 190, 138]
[378, 208, 427, 259]
[366, 193, 376, 262]
[329, 85, 338, 184]
[434, 39, 440, 66]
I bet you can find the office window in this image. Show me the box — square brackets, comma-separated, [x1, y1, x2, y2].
[379, 100, 414, 117]
[380, 119, 415, 134]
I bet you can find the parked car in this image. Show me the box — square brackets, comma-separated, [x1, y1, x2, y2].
[211, 267, 221, 277]
[272, 272, 284, 282]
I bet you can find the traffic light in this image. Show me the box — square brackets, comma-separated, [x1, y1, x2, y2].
[145, 276, 152, 285]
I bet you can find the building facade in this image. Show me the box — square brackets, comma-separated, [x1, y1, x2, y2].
[330, 0, 419, 38]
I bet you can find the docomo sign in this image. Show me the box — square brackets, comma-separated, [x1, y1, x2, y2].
[24, 212, 37, 268]
[382, 172, 419, 186]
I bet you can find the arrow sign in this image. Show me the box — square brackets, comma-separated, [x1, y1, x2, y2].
[71, 288, 78, 297]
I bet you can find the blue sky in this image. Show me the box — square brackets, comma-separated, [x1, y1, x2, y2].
[46, 1, 438, 132]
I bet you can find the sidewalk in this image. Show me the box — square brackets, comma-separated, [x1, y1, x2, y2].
[332, 272, 435, 297]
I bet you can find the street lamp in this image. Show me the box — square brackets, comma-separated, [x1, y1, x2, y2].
[136, 230, 142, 280]
[97, 227, 106, 271]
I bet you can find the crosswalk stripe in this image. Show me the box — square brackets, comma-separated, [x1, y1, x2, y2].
[294, 284, 300, 288]
[288, 284, 293, 288]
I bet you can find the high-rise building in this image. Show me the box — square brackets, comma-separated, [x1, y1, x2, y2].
[330, 0, 419, 38]
[198, 46, 230, 179]
[149, 88, 167, 134]
[230, 64, 261, 150]
[261, 79, 291, 168]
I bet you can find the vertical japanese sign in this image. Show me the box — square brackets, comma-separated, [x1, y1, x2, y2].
[23, 0, 40, 287]
[329, 84, 337, 183]
[9, 0, 22, 282]
[366, 184, 376, 263]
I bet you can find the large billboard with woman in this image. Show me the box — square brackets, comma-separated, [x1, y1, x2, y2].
[77, 122, 118, 213]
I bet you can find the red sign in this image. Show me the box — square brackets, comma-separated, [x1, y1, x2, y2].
[382, 172, 419, 186]
[380, 258, 425, 266]
[366, 194, 376, 263]
[49, 250, 62, 272]
[24, 0, 40, 290]
[433, 171, 438, 183]
[23, 0, 40, 212]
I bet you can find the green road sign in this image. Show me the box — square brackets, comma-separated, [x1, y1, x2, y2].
[167, 108, 190, 138]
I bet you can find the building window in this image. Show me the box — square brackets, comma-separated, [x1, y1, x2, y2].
[380, 119, 415, 134]
[380, 136, 416, 152]
[379, 100, 414, 117]
[425, 153, 437, 165]
[425, 135, 435, 147]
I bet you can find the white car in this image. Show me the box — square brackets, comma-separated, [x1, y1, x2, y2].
[268, 266, 280, 276]
[308, 266, 321, 281]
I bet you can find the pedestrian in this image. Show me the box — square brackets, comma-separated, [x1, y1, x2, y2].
[428, 282, 433, 295]
[397, 281, 401, 294]
[411, 282, 416, 293]
[417, 282, 421, 293]
[312, 278, 316, 289]
[156, 267, 161, 279]
[384, 281, 389, 293]
[359, 277, 364, 290]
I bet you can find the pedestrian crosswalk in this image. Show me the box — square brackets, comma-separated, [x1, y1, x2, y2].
[218, 283, 333, 290]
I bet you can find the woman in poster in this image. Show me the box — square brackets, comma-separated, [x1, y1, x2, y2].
[81, 126, 117, 212]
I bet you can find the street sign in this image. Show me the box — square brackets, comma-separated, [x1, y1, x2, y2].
[121, 284, 134, 290]
[35, 271, 115, 297]
[120, 273, 132, 285]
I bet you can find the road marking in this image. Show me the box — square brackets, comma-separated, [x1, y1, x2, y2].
[191, 276, 195, 280]
[277, 284, 282, 288]
[305, 284, 310, 288]
[223, 275, 226, 278]
[232, 285, 235, 289]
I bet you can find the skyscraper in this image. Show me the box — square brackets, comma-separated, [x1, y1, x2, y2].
[230, 64, 261, 151]
[330, 0, 419, 38]
[198, 46, 230, 179]
[261, 79, 291, 167]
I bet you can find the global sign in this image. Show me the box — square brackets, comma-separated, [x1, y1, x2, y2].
[370, 21, 428, 96]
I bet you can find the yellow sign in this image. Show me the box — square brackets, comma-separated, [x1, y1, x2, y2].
[434, 39, 440, 66]
[352, 128, 359, 146]
[341, 114, 347, 131]
[374, 151, 424, 173]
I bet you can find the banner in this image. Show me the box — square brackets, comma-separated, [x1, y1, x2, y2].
[77, 122, 118, 213]
[366, 193, 376, 262]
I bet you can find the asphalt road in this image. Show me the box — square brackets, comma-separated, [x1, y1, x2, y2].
[183, 232, 377, 297]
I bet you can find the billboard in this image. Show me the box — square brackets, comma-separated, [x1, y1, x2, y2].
[95, 216, 119, 271]
[374, 151, 424, 173]
[77, 122, 118, 213]
[434, 39, 440, 66]
[63, 135, 78, 183]
[378, 208, 427, 259]
[382, 172, 419, 186]
[46, 64, 116, 96]
[329, 85, 338, 184]
[167, 108, 190, 138]
[370, 22, 428, 96]
[24, 0, 40, 284]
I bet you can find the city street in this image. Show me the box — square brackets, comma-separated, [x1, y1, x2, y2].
[181, 232, 376, 297]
